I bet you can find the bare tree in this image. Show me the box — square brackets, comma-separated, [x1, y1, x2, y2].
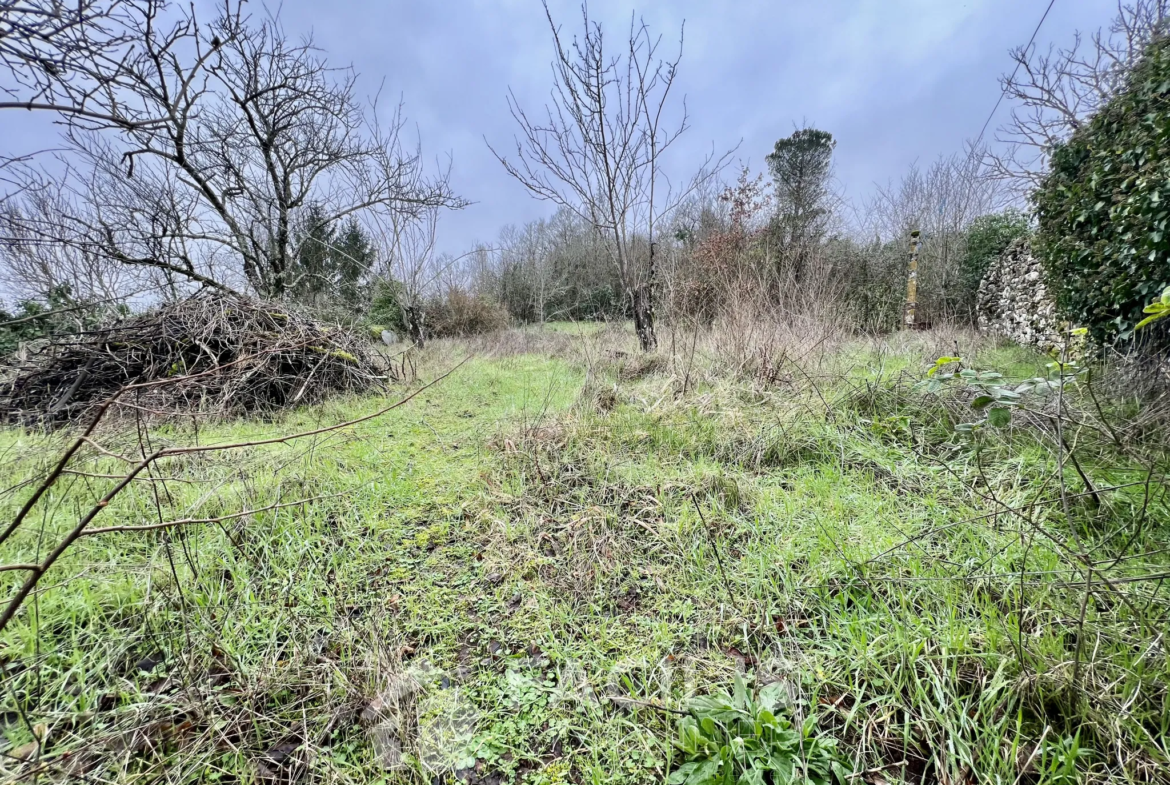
[0, 0, 152, 123]
[470, 207, 618, 323]
[4, 1, 462, 299]
[464, 242, 499, 303]
[372, 206, 446, 347]
[491, 2, 720, 351]
[989, 0, 1170, 192]
[869, 149, 1007, 242]
[502, 216, 570, 323]
[0, 186, 143, 302]
[865, 147, 1009, 320]
[1, 0, 158, 201]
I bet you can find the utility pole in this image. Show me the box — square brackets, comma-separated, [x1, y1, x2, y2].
[904, 229, 920, 329]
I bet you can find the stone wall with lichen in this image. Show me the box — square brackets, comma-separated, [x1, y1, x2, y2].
[976, 238, 1060, 351]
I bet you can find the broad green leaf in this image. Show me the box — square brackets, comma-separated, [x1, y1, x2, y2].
[692, 694, 736, 718]
[1136, 300, 1170, 329]
[720, 746, 734, 785]
[686, 758, 720, 785]
[927, 356, 962, 376]
[677, 721, 709, 754]
[766, 754, 795, 782]
[758, 683, 785, 713]
[772, 728, 800, 749]
[732, 676, 750, 711]
[756, 709, 780, 732]
[737, 766, 765, 785]
[988, 407, 1012, 428]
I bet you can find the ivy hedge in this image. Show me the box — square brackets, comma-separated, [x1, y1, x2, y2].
[1033, 35, 1170, 344]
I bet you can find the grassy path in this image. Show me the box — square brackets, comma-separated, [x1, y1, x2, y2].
[1, 339, 1167, 784]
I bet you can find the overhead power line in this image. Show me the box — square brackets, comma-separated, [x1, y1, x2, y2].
[972, 0, 1059, 151]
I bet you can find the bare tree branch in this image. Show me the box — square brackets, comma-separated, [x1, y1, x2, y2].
[3, 1, 465, 299]
[988, 0, 1170, 192]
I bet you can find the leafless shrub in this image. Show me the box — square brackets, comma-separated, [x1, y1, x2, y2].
[704, 298, 846, 384]
[863, 150, 1008, 322]
[424, 286, 510, 339]
[0, 185, 145, 302]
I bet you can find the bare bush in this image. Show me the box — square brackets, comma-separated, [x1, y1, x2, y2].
[0, 186, 142, 302]
[371, 206, 445, 346]
[863, 149, 1009, 324]
[425, 286, 510, 339]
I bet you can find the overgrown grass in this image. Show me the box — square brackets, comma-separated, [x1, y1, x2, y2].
[1, 328, 1167, 784]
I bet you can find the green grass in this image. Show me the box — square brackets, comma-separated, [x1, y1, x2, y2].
[1, 333, 1167, 784]
[522, 320, 622, 336]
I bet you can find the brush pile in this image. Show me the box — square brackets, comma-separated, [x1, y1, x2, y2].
[0, 293, 387, 427]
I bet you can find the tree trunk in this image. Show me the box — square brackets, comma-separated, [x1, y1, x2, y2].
[403, 304, 425, 348]
[631, 284, 656, 352]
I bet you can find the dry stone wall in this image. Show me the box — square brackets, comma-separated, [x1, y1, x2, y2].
[976, 238, 1060, 351]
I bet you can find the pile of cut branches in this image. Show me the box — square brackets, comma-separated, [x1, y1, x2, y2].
[0, 293, 388, 427]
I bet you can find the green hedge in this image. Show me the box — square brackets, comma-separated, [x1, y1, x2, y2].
[960, 209, 1030, 318]
[1033, 35, 1170, 344]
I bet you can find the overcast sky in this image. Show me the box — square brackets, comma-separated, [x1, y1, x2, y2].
[2, 0, 1113, 256]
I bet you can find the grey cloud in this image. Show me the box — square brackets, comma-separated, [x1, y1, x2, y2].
[0, 0, 1111, 258]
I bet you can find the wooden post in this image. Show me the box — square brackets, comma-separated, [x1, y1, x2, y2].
[904, 229, 920, 329]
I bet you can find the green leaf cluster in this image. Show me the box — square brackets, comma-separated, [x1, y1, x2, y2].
[0, 285, 125, 356]
[367, 277, 408, 337]
[918, 354, 1084, 432]
[668, 677, 846, 785]
[1136, 284, 1170, 329]
[1032, 35, 1170, 344]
